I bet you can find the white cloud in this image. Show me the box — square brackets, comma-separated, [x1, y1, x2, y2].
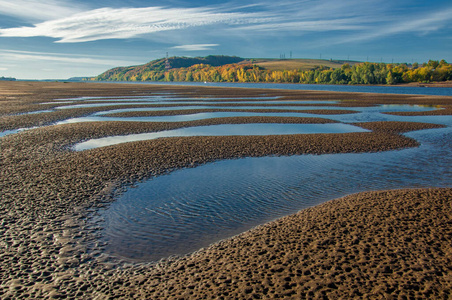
[0, 0, 85, 21]
[0, 50, 140, 66]
[0, 6, 265, 43]
[0, 0, 450, 46]
[171, 44, 220, 51]
[0, 67, 8, 71]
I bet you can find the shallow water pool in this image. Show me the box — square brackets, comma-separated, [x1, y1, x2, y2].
[97, 126, 452, 262]
[74, 123, 369, 150]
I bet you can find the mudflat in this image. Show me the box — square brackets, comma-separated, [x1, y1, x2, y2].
[0, 81, 451, 299]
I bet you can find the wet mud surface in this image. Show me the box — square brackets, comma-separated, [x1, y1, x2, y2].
[0, 81, 451, 299]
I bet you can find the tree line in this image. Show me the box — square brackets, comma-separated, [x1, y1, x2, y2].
[95, 60, 452, 85]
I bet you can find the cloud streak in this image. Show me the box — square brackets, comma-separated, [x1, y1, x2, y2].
[240, 18, 368, 32]
[0, 50, 140, 66]
[0, 0, 450, 48]
[0, 0, 86, 21]
[0, 6, 266, 43]
[171, 44, 220, 51]
[321, 7, 452, 47]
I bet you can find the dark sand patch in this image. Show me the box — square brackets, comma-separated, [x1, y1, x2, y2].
[354, 121, 445, 134]
[384, 106, 452, 116]
[106, 108, 355, 118]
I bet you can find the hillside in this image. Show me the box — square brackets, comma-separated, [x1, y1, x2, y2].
[95, 56, 359, 81]
[93, 56, 452, 85]
[96, 55, 244, 81]
[245, 58, 359, 71]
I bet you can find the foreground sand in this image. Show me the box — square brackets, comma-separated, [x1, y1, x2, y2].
[0, 82, 451, 299]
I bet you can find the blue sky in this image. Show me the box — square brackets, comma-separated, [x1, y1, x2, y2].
[0, 0, 451, 79]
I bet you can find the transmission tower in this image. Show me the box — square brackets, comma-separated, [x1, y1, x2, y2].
[165, 52, 171, 72]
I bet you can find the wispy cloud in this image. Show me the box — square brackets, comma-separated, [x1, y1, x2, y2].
[171, 44, 219, 51]
[240, 18, 368, 32]
[374, 8, 452, 36]
[0, 0, 86, 21]
[0, 49, 140, 66]
[0, 0, 450, 46]
[0, 6, 266, 43]
[240, 0, 452, 47]
[321, 7, 452, 46]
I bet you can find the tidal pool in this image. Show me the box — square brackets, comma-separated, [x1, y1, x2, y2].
[96, 126, 452, 262]
[74, 123, 369, 151]
[0, 129, 21, 137]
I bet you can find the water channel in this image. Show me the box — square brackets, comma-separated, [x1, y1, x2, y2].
[114, 81, 452, 96]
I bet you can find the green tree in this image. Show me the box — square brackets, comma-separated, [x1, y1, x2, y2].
[386, 71, 395, 85]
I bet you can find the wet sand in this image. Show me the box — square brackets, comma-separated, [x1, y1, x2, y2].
[384, 107, 452, 116]
[105, 108, 357, 118]
[399, 80, 452, 88]
[0, 81, 451, 299]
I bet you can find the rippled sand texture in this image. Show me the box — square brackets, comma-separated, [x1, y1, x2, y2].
[0, 81, 451, 299]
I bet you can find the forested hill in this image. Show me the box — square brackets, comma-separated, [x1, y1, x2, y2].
[96, 55, 244, 81]
[94, 56, 452, 85]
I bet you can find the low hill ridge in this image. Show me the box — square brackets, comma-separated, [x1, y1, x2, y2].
[96, 55, 244, 81]
[93, 56, 452, 85]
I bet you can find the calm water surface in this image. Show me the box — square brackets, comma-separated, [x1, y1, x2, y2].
[75, 123, 369, 150]
[114, 81, 452, 96]
[99, 126, 452, 262]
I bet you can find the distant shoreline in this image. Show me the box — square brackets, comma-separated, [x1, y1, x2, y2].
[74, 80, 452, 97]
[14, 79, 452, 88]
[394, 80, 452, 88]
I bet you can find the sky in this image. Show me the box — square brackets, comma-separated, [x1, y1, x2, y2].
[0, 0, 451, 79]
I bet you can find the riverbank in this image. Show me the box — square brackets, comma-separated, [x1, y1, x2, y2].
[0, 81, 451, 298]
[400, 80, 452, 88]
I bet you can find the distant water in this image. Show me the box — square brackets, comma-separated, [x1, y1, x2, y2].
[108, 81, 452, 96]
